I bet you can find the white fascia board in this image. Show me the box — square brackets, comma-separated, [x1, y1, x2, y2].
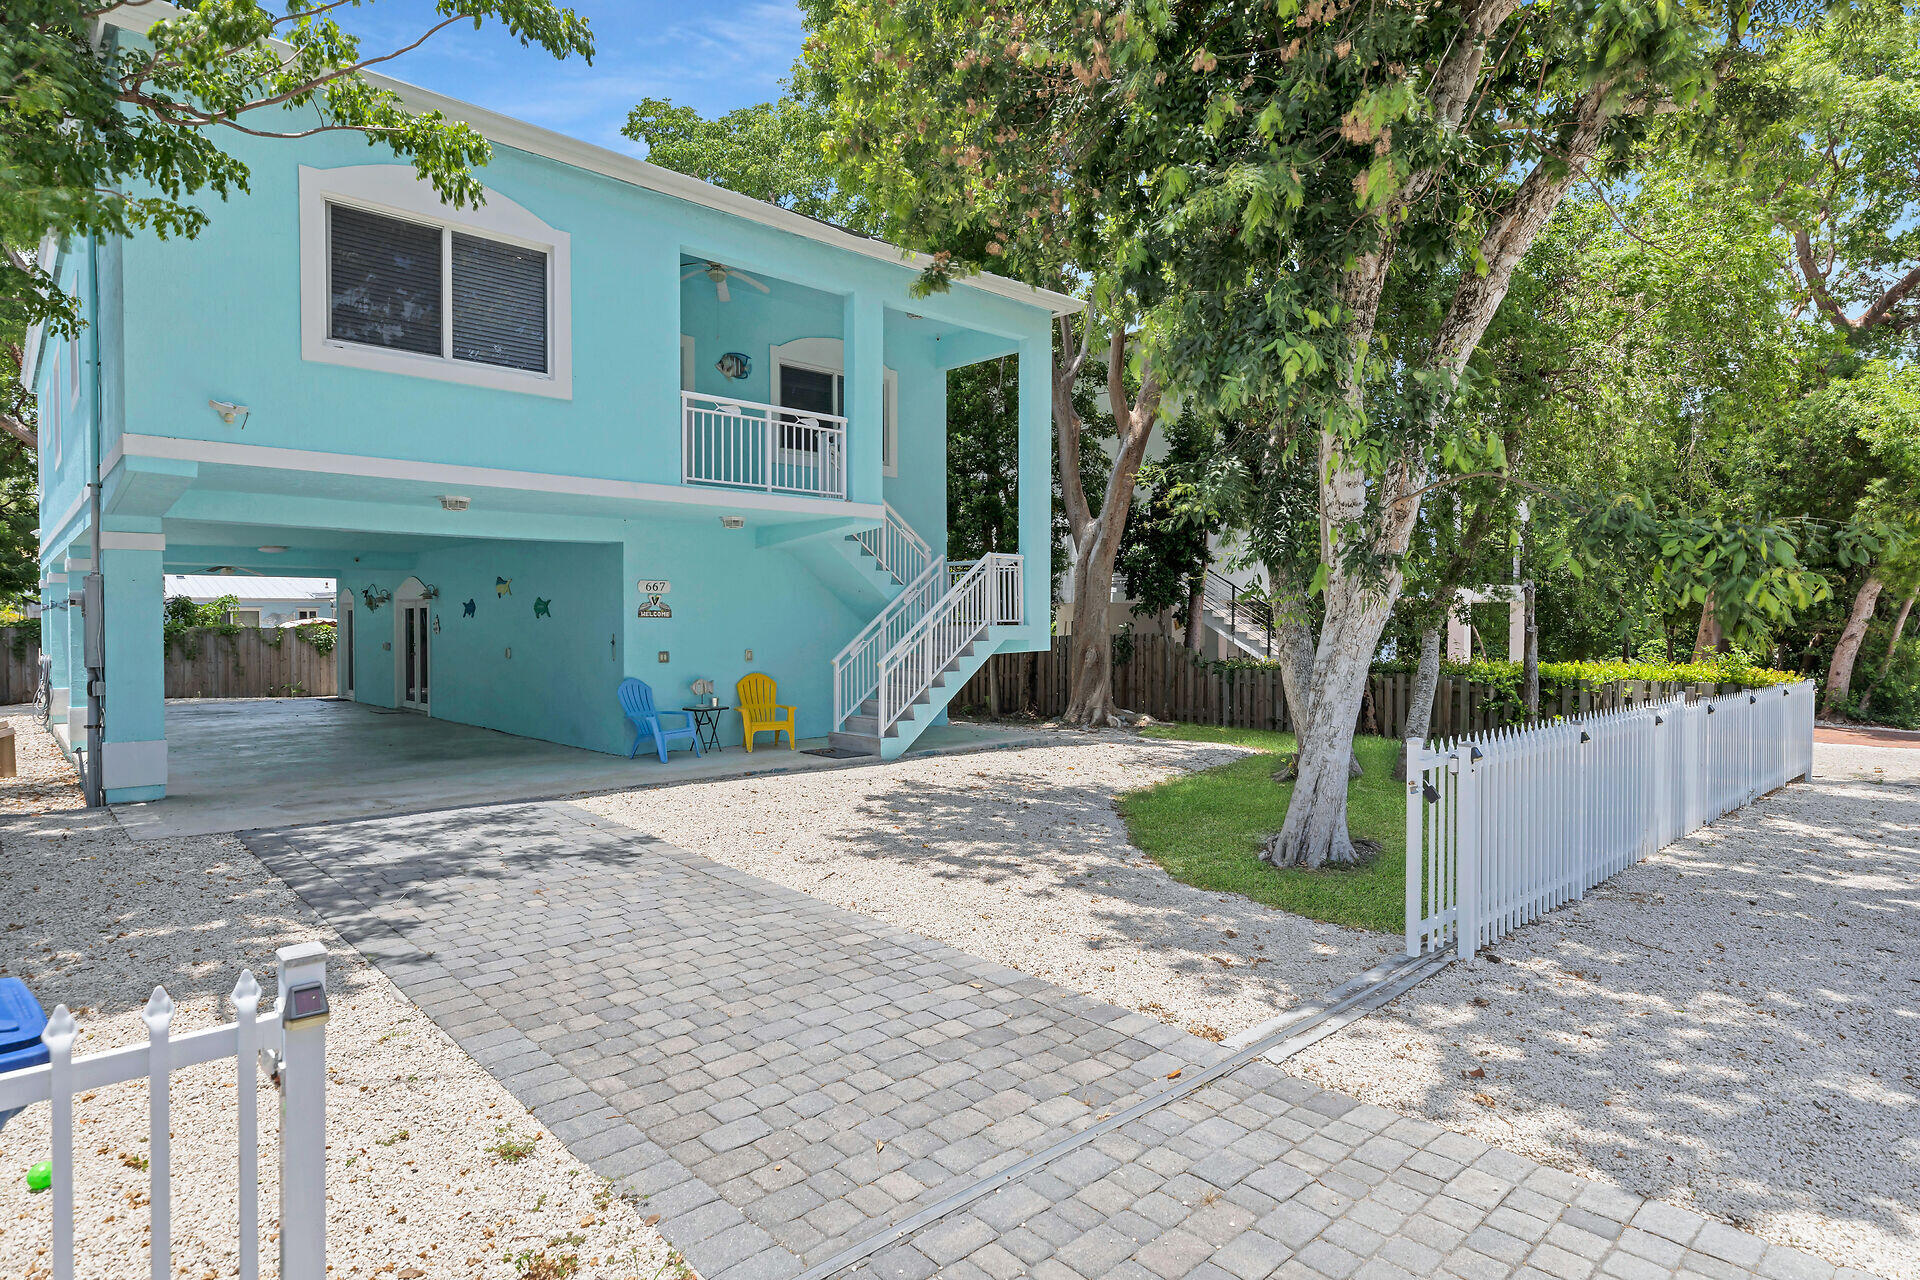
[17, 233, 61, 392]
[97, 3, 1084, 320]
[114, 433, 885, 522]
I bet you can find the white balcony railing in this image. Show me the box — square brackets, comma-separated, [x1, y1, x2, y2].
[682, 390, 847, 500]
[853, 502, 934, 586]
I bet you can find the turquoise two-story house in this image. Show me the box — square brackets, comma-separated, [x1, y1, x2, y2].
[25, 9, 1070, 803]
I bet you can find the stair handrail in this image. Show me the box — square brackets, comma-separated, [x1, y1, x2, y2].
[832, 553, 947, 729]
[874, 553, 1022, 734]
[1201, 568, 1275, 657]
[853, 503, 933, 587]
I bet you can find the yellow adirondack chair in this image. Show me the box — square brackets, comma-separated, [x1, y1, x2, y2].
[737, 673, 798, 752]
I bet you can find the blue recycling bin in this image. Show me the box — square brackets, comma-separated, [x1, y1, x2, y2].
[0, 978, 50, 1132]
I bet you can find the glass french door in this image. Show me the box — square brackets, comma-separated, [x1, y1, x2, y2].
[400, 604, 430, 711]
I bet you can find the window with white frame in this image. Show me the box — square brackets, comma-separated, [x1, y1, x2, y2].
[882, 369, 898, 477]
[296, 609, 320, 620]
[67, 330, 80, 407]
[49, 363, 62, 468]
[300, 165, 572, 397]
[327, 205, 549, 373]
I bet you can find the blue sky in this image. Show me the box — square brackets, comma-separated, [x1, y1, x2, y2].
[339, 0, 806, 157]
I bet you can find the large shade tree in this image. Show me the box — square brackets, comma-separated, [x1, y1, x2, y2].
[800, 0, 1167, 729]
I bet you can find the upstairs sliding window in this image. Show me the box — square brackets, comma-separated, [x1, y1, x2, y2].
[327, 204, 549, 374]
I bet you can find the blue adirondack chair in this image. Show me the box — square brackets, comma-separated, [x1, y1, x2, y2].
[619, 677, 704, 763]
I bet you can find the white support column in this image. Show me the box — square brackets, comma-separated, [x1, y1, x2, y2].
[276, 942, 328, 1280]
[1404, 742, 1423, 958]
[1507, 595, 1525, 662]
[1454, 749, 1480, 962]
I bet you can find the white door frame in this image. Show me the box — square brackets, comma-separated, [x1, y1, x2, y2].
[337, 588, 356, 701]
[394, 577, 431, 714]
[768, 337, 895, 473]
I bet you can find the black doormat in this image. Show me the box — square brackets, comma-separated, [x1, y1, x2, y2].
[803, 747, 868, 759]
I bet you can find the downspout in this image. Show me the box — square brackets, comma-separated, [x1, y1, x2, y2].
[81, 232, 105, 807]
[79, 21, 117, 807]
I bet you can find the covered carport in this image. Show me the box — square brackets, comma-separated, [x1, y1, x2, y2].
[48, 442, 888, 805]
[109, 697, 869, 840]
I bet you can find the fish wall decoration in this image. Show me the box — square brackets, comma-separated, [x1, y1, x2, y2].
[495, 577, 512, 597]
[714, 352, 751, 381]
[462, 599, 476, 618]
[533, 598, 552, 619]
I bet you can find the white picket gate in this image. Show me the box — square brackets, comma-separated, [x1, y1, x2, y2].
[0, 942, 330, 1280]
[1407, 683, 1815, 960]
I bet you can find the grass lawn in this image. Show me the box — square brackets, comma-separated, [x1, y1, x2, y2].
[1120, 725, 1407, 933]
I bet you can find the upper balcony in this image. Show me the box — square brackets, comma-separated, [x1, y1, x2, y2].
[681, 391, 847, 500]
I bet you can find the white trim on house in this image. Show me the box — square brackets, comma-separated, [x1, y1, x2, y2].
[17, 233, 58, 392]
[393, 576, 431, 714]
[766, 338, 898, 476]
[99, 531, 166, 552]
[102, 738, 167, 791]
[97, 5, 1082, 322]
[107, 434, 885, 522]
[679, 335, 696, 391]
[299, 164, 574, 398]
[337, 588, 357, 701]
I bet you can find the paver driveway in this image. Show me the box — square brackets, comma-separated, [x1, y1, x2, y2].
[247, 802, 1876, 1280]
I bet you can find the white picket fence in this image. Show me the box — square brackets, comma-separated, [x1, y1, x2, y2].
[0, 942, 330, 1280]
[1407, 682, 1815, 960]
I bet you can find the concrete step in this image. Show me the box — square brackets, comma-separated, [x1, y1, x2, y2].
[828, 731, 883, 756]
[840, 714, 897, 739]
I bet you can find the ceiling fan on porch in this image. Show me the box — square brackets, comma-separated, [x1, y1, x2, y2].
[680, 258, 770, 304]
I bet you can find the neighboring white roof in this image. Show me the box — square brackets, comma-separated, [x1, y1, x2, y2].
[165, 575, 336, 602]
[98, 4, 1084, 320]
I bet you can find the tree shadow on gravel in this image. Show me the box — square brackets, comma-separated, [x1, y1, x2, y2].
[747, 748, 1400, 1015]
[1348, 767, 1920, 1258]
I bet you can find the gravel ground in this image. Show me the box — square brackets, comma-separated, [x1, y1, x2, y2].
[577, 728, 1402, 1042]
[0, 710, 681, 1280]
[1287, 741, 1920, 1280]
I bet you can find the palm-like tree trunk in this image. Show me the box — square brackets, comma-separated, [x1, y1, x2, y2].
[1857, 592, 1913, 715]
[1822, 575, 1883, 717]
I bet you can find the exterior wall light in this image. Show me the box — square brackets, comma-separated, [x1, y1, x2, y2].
[257, 546, 287, 554]
[440, 496, 471, 512]
[209, 400, 250, 427]
[720, 515, 745, 529]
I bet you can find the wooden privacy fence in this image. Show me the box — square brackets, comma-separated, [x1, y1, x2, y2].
[0, 942, 331, 1280]
[1406, 682, 1816, 961]
[0, 627, 336, 701]
[956, 634, 1741, 736]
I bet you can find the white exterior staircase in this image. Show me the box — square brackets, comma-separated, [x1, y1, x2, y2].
[830, 541, 1024, 759]
[1199, 569, 1278, 660]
